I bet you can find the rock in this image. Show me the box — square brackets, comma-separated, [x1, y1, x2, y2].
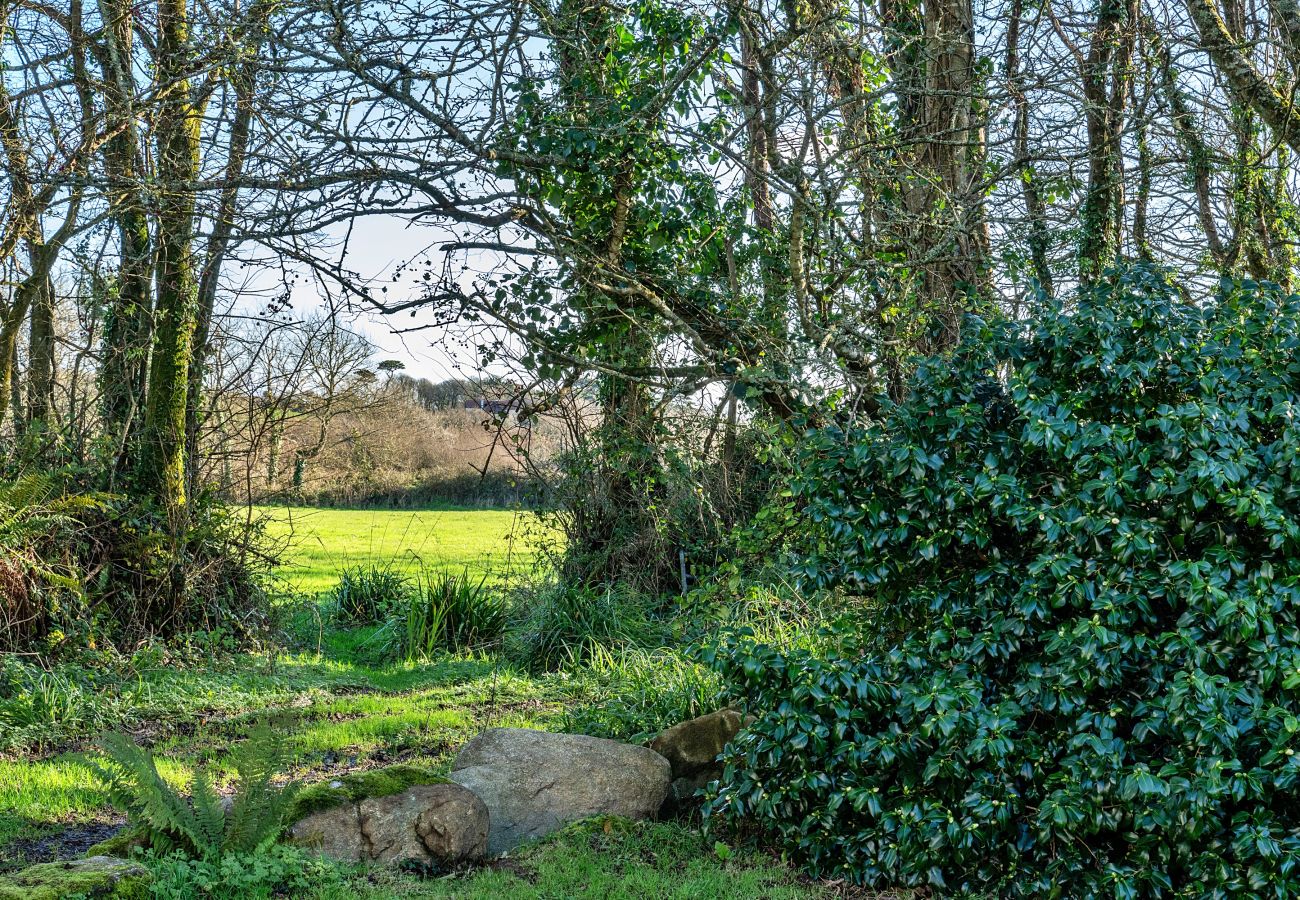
[289, 802, 366, 863]
[290, 783, 488, 868]
[286, 763, 447, 824]
[360, 784, 488, 867]
[650, 709, 751, 814]
[666, 771, 716, 810]
[0, 856, 150, 900]
[449, 727, 670, 855]
[85, 828, 148, 860]
[414, 786, 491, 867]
[650, 708, 746, 780]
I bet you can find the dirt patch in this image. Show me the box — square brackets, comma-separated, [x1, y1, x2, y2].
[483, 857, 538, 883]
[0, 815, 127, 871]
[290, 745, 438, 784]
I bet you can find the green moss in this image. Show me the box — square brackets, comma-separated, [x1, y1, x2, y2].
[286, 763, 447, 822]
[86, 827, 148, 859]
[0, 856, 150, 900]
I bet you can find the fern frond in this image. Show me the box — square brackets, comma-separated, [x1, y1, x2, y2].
[0, 473, 60, 515]
[224, 721, 300, 853]
[189, 766, 228, 858]
[89, 724, 301, 862]
[88, 732, 210, 858]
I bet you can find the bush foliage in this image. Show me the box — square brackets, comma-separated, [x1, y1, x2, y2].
[0, 475, 269, 653]
[707, 269, 1300, 895]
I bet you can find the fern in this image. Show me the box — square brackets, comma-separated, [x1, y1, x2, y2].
[89, 732, 207, 858]
[88, 723, 301, 860]
[0, 473, 61, 532]
[0, 474, 103, 599]
[224, 722, 301, 853]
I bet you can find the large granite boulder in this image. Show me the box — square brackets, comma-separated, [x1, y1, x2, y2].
[448, 727, 670, 854]
[290, 783, 488, 868]
[650, 708, 748, 811]
[651, 708, 745, 778]
[289, 803, 365, 863]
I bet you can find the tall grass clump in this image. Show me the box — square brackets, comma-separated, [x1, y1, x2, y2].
[328, 564, 410, 625]
[386, 568, 506, 661]
[508, 581, 663, 671]
[565, 646, 723, 742]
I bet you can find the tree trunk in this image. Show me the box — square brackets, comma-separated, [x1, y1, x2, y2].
[1079, 0, 1137, 283]
[186, 0, 270, 499]
[96, 0, 156, 481]
[25, 274, 54, 425]
[881, 0, 990, 357]
[1007, 0, 1054, 297]
[138, 0, 201, 517]
[1187, 0, 1300, 153]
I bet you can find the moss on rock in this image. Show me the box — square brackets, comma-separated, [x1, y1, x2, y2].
[85, 827, 148, 859]
[286, 763, 447, 823]
[0, 856, 150, 900]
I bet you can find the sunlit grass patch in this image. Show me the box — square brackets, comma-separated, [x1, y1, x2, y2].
[304, 818, 833, 899]
[259, 506, 550, 594]
[0, 756, 102, 848]
[0, 650, 563, 854]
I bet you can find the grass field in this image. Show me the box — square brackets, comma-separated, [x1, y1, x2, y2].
[0, 649, 834, 898]
[259, 505, 551, 594]
[0, 507, 836, 897]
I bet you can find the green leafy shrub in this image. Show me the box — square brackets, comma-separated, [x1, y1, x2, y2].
[384, 568, 506, 661]
[0, 476, 271, 653]
[89, 723, 300, 860]
[144, 844, 335, 899]
[508, 580, 664, 671]
[707, 269, 1300, 895]
[328, 564, 410, 625]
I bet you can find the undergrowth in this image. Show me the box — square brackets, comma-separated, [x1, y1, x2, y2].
[0, 473, 271, 654]
[564, 647, 722, 743]
[89, 722, 299, 859]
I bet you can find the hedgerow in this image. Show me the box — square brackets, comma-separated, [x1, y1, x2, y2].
[706, 268, 1300, 895]
[0, 474, 270, 653]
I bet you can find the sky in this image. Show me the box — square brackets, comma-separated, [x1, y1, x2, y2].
[263, 214, 494, 387]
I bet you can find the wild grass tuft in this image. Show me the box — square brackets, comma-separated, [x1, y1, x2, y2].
[564, 646, 724, 743]
[384, 569, 507, 662]
[507, 581, 664, 672]
[329, 564, 410, 625]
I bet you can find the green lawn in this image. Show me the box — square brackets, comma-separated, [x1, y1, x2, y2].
[0, 652, 832, 898]
[0, 507, 834, 897]
[258, 506, 552, 594]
